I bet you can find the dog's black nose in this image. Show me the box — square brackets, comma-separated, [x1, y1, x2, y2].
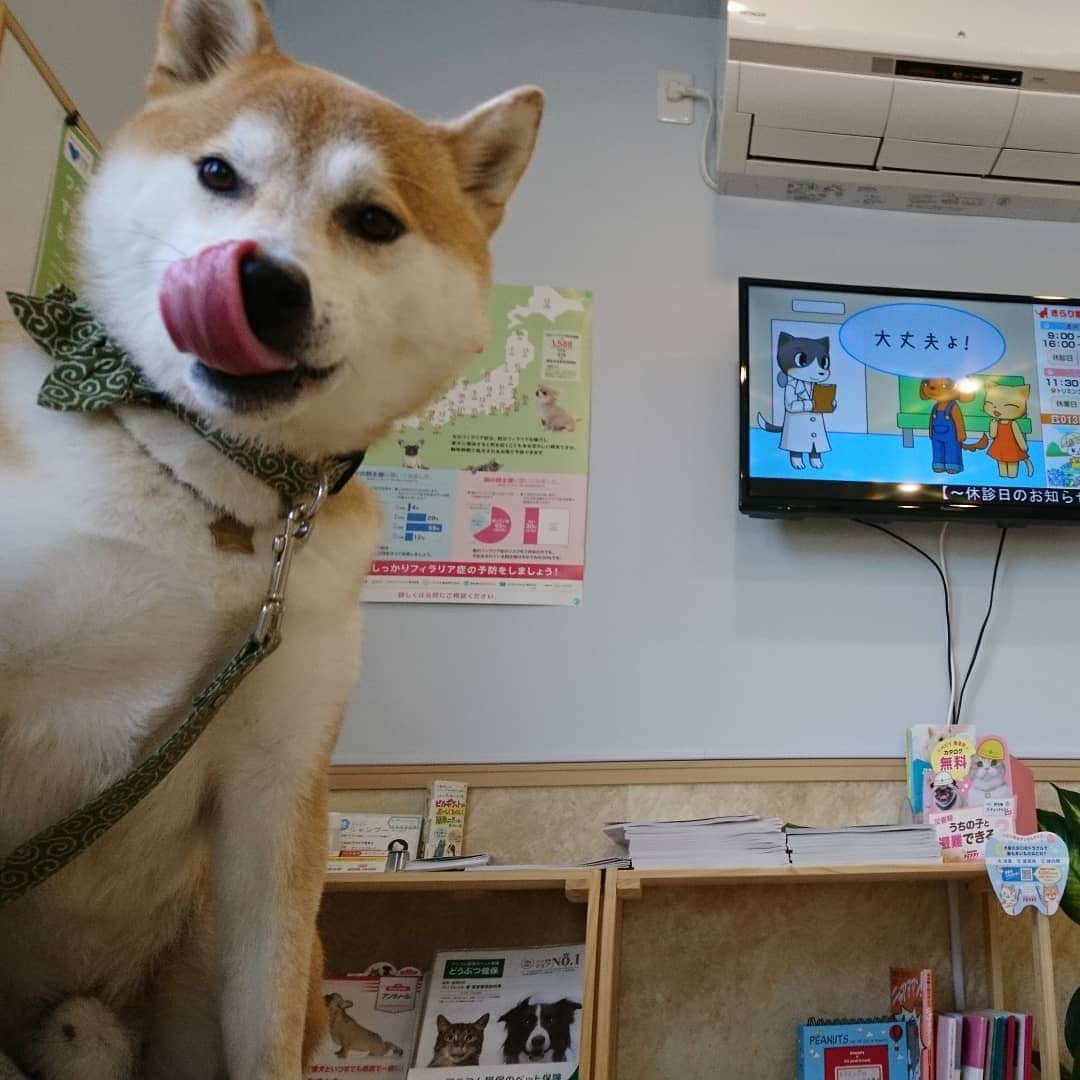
[239, 252, 312, 353]
[530, 1037, 545, 1049]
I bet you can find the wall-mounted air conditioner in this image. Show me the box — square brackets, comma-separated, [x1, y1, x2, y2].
[718, 0, 1080, 220]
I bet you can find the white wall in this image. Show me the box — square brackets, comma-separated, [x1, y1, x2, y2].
[8, 0, 159, 139]
[268, 0, 1080, 763]
[23, 0, 1080, 760]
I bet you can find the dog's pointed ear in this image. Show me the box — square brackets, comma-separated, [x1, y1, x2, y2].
[148, 0, 277, 97]
[445, 87, 544, 236]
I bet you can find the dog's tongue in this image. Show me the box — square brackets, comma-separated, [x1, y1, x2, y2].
[159, 239, 296, 377]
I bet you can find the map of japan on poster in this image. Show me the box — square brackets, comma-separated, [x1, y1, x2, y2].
[359, 284, 592, 605]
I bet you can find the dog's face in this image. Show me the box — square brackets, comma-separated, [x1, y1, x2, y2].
[323, 992, 352, 1013]
[535, 384, 559, 406]
[79, 0, 542, 460]
[499, 997, 580, 1061]
[931, 774, 958, 811]
[399, 439, 423, 457]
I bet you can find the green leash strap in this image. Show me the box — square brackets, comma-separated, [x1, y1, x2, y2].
[0, 472, 330, 908]
[0, 640, 265, 907]
[0, 1049, 28, 1079]
[0, 287, 358, 906]
[6, 285, 363, 504]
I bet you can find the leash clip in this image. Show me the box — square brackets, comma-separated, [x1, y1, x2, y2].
[253, 473, 330, 652]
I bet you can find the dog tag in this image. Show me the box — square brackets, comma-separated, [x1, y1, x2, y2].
[985, 832, 1068, 916]
[209, 513, 254, 554]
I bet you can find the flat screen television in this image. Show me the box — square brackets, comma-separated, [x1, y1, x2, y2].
[740, 277, 1080, 524]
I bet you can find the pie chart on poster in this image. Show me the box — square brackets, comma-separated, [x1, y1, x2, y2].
[472, 506, 512, 544]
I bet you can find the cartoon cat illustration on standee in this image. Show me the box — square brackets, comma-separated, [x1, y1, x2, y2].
[756, 332, 836, 469]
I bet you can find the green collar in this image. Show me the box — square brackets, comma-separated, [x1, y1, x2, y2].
[7, 285, 363, 505]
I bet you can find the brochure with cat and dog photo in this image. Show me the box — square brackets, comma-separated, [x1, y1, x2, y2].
[407, 945, 585, 1080]
[306, 964, 425, 1079]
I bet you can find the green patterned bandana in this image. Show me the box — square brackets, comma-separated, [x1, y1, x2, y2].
[7, 285, 362, 504]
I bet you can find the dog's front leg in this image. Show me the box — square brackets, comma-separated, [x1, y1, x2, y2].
[212, 738, 331, 1080]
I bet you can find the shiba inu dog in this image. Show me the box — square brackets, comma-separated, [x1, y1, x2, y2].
[323, 993, 403, 1059]
[0, 1, 542, 1076]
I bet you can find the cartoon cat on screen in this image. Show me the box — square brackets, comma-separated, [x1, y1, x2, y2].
[756, 332, 836, 469]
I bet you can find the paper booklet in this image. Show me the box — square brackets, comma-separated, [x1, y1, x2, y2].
[407, 945, 585, 1080]
[306, 963, 424, 1080]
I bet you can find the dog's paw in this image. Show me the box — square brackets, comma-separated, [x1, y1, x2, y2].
[24, 997, 136, 1080]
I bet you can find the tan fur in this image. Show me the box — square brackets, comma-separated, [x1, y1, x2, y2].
[121, 56, 541, 271]
[148, 0, 276, 96]
[304, 936, 329, 1065]
[0, 1, 541, 1076]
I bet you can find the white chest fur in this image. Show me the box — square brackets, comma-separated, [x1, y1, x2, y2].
[0, 337, 377, 1033]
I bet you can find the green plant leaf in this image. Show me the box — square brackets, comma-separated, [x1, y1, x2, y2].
[1067, 986, 1080, 1061]
[1039, 808, 1068, 836]
[1038, 808, 1080, 924]
[1054, 785, 1080, 841]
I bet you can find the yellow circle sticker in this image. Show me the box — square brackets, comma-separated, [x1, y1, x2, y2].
[931, 737, 976, 779]
[1036, 865, 1062, 884]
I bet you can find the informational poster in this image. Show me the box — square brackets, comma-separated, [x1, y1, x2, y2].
[1032, 301, 1080, 490]
[360, 284, 592, 605]
[32, 123, 98, 295]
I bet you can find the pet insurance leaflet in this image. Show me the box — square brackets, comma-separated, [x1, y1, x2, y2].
[358, 285, 592, 606]
[408, 944, 585, 1080]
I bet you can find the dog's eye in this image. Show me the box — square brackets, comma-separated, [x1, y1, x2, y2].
[340, 204, 405, 245]
[197, 156, 240, 194]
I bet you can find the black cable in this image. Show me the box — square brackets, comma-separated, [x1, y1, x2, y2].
[954, 528, 1008, 726]
[856, 519, 953, 709]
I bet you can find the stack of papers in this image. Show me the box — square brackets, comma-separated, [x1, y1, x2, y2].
[402, 853, 491, 871]
[785, 824, 941, 866]
[465, 856, 631, 872]
[603, 815, 789, 869]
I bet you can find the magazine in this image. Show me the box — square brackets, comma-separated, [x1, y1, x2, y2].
[407, 945, 585, 1080]
[306, 964, 425, 1079]
[327, 813, 424, 873]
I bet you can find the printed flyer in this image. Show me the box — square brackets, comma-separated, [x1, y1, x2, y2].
[360, 285, 592, 606]
[33, 124, 99, 295]
[407, 944, 585, 1080]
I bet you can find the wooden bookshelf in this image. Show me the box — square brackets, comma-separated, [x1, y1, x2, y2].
[319, 869, 602, 1079]
[324, 868, 596, 902]
[318, 862, 1060, 1080]
[593, 864, 1061, 1080]
[615, 861, 989, 895]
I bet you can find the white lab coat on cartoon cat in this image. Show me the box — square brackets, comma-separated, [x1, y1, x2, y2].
[778, 377, 830, 454]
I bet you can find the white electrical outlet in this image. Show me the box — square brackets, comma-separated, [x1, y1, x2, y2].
[657, 70, 693, 124]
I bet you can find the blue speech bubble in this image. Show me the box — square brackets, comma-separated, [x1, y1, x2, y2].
[838, 302, 1006, 379]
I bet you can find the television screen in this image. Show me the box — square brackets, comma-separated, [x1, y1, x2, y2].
[740, 277, 1080, 523]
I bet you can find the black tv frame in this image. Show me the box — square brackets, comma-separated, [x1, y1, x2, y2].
[739, 276, 1080, 525]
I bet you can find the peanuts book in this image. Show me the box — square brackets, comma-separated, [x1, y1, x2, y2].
[797, 1018, 914, 1080]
